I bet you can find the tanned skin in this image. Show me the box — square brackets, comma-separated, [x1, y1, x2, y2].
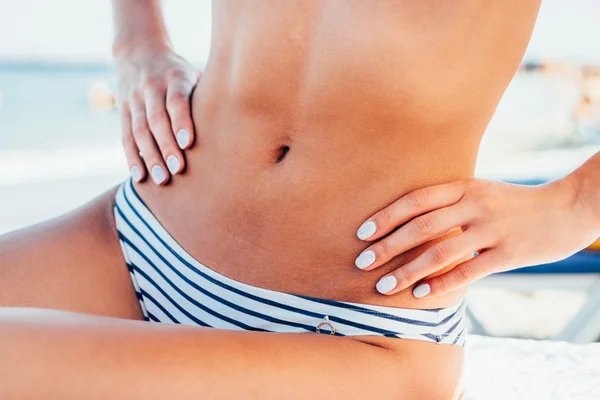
[0, 1, 544, 398]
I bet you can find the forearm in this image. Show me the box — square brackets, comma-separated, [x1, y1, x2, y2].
[566, 151, 600, 229]
[111, 0, 171, 58]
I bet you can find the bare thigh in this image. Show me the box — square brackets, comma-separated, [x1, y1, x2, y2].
[0, 308, 464, 399]
[0, 187, 141, 319]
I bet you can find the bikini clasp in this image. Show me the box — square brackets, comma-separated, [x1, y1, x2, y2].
[316, 315, 336, 335]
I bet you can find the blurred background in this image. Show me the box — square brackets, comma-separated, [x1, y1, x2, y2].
[0, 0, 599, 343]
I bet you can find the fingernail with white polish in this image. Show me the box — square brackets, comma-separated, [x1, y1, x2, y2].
[151, 165, 167, 185]
[357, 221, 377, 240]
[413, 283, 431, 298]
[166, 155, 181, 175]
[376, 276, 397, 294]
[355, 250, 376, 269]
[131, 165, 142, 182]
[176, 129, 190, 149]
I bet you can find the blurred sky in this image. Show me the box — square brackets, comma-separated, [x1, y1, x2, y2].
[0, 0, 599, 65]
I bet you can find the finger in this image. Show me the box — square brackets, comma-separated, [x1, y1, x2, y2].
[355, 204, 471, 271]
[130, 99, 169, 186]
[374, 230, 484, 296]
[145, 86, 184, 176]
[415, 250, 502, 298]
[356, 180, 467, 242]
[120, 105, 146, 182]
[166, 81, 195, 151]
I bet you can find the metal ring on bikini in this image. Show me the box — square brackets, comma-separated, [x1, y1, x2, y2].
[316, 316, 336, 335]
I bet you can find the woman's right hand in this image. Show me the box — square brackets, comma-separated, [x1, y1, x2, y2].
[114, 47, 199, 186]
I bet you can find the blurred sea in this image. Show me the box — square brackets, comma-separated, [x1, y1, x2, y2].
[0, 63, 128, 233]
[1, 62, 600, 234]
[0, 63, 119, 150]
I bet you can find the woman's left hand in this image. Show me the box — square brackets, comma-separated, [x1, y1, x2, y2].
[354, 177, 600, 298]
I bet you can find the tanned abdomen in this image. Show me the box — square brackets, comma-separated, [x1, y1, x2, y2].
[134, 0, 541, 311]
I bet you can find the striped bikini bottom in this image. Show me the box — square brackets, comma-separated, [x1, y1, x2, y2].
[114, 178, 467, 347]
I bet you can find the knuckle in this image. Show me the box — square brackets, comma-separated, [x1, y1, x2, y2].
[399, 266, 415, 285]
[413, 215, 432, 237]
[142, 151, 161, 165]
[377, 208, 392, 226]
[408, 188, 429, 208]
[140, 76, 162, 91]
[433, 276, 448, 294]
[378, 240, 392, 258]
[150, 157, 164, 167]
[131, 122, 148, 139]
[167, 68, 188, 80]
[156, 139, 180, 155]
[464, 177, 480, 191]
[455, 266, 472, 283]
[166, 90, 189, 107]
[121, 134, 135, 148]
[127, 95, 143, 112]
[497, 246, 513, 264]
[454, 179, 471, 196]
[475, 193, 496, 215]
[147, 110, 168, 127]
[430, 244, 450, 265]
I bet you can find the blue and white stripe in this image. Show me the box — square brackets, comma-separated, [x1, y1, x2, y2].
[114, 178, 467, 346]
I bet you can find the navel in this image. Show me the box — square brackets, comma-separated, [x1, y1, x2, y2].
[276, 145, 290, 163]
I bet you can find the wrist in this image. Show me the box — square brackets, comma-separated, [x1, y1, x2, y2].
[561, 171, 600, 230]
[112, 30, 171, 61]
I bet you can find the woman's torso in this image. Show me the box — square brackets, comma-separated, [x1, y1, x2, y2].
[134, 0, 540, 311]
